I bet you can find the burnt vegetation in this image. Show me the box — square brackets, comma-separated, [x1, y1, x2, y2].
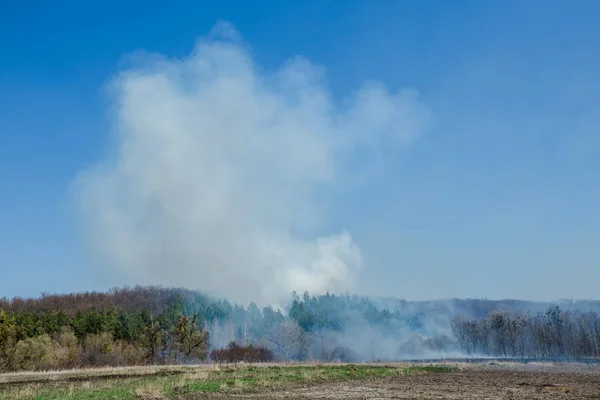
[1, 286, 599, 371]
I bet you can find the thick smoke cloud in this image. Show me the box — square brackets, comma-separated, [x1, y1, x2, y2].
[76, 22, 430, 305]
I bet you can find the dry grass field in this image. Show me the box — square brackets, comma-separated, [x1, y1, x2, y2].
[0, 361, 599, 399]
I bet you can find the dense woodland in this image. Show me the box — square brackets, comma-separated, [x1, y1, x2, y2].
[1, 286, 599, 371]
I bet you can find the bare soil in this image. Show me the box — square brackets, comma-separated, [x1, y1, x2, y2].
[195, 366, 600, 399]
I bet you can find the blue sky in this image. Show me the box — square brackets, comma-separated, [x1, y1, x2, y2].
[1, 0, 600, 301]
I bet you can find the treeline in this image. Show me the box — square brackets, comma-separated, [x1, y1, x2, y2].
[0, 286, 186, 315]
[452, 307, 600, 358]
[0, 309, 210, 371]
[2, 286, 600, 371]
[0, 286, 307, 371]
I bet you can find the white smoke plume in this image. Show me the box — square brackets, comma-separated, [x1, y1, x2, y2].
[75, 22, 430, 305]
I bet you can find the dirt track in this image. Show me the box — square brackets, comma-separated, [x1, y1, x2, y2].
[198, 366, 600, 399]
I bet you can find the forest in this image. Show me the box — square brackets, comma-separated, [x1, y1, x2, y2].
[1, 286, 599, 371]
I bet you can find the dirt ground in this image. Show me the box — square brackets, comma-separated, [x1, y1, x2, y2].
[1, 362, 599, 399]
[198, 365, 600, 400]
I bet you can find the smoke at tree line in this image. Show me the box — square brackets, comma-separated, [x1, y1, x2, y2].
[1, 286, 600, 371]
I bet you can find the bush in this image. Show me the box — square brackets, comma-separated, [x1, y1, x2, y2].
[210, 341, 274, 363]
[14, 334, 54, 370]
[51, 326, 82, 369]
[82, 332, 125, 367]
[325, 346, 359, 362]
[121, 341, 146, 365]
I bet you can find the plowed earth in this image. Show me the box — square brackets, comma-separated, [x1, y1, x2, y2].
[195, 367, 600, 399]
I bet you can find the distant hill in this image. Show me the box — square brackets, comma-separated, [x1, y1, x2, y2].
[3, 285, 599, 317]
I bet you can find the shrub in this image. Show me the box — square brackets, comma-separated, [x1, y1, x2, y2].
[325, 346, 359, 362]
[51, 326, 82, 369]
[14, 334, 54, 370]
[210, 341, 274, 363]
[82, 332, 125, 366]
[121, 341, 146, 365]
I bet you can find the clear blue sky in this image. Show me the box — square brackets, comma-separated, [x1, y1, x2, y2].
[1, 0, 599, 301]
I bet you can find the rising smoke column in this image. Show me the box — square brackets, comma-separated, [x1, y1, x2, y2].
[75, 22, 430, 305]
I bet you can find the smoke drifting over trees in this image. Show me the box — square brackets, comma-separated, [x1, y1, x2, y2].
[1, 286, 599, 371]
[452, 306, 600, 358]
[74, 22, 430, 305]
[3, 24, 592, 373]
